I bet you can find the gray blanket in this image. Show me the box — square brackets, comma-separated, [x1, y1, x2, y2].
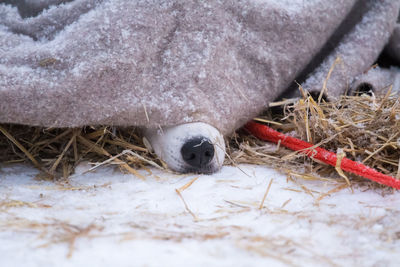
[1, 0, 400, 135]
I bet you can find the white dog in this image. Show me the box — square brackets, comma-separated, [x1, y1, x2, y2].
[144, 123, 225, 174]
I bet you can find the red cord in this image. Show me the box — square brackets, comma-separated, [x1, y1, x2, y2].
[245, 121, 400, 190]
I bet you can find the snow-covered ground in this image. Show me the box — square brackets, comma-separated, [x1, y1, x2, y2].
[1, 163, 400, 267]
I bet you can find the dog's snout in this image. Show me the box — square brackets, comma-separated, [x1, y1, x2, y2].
[145, 122, 225, 174]
[181, 138, 215, 170]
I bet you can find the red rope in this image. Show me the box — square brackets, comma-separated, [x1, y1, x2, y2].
[245, 121, 400, 190]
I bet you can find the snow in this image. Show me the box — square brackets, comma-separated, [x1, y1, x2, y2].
[1, 163, 400, 266]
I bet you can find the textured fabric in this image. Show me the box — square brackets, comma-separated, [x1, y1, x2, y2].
[1, 0, 399, 134]
[386, 24, 400, 63]
[350, 66, 400, 95]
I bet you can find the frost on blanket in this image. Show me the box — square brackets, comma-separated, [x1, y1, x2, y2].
[0, 0, 400, 135]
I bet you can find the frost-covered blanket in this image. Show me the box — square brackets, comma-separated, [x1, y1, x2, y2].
[1, 0, 400, 134]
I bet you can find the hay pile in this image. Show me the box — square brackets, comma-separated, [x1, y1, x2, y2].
[1, 89, 400, 188]
[229, 88, 400, 189]
[0, 125, 163, 180]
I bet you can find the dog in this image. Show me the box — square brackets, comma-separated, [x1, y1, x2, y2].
[144, 122, 226, 173]
[1, 0, 400, 174]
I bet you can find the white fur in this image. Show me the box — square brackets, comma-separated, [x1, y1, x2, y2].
[144, 122, 225, 173]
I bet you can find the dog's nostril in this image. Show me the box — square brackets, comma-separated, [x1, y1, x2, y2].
[181, 137, 215, 169]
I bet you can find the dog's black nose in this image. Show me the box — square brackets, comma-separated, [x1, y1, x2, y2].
[181, 137, 215, 170]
